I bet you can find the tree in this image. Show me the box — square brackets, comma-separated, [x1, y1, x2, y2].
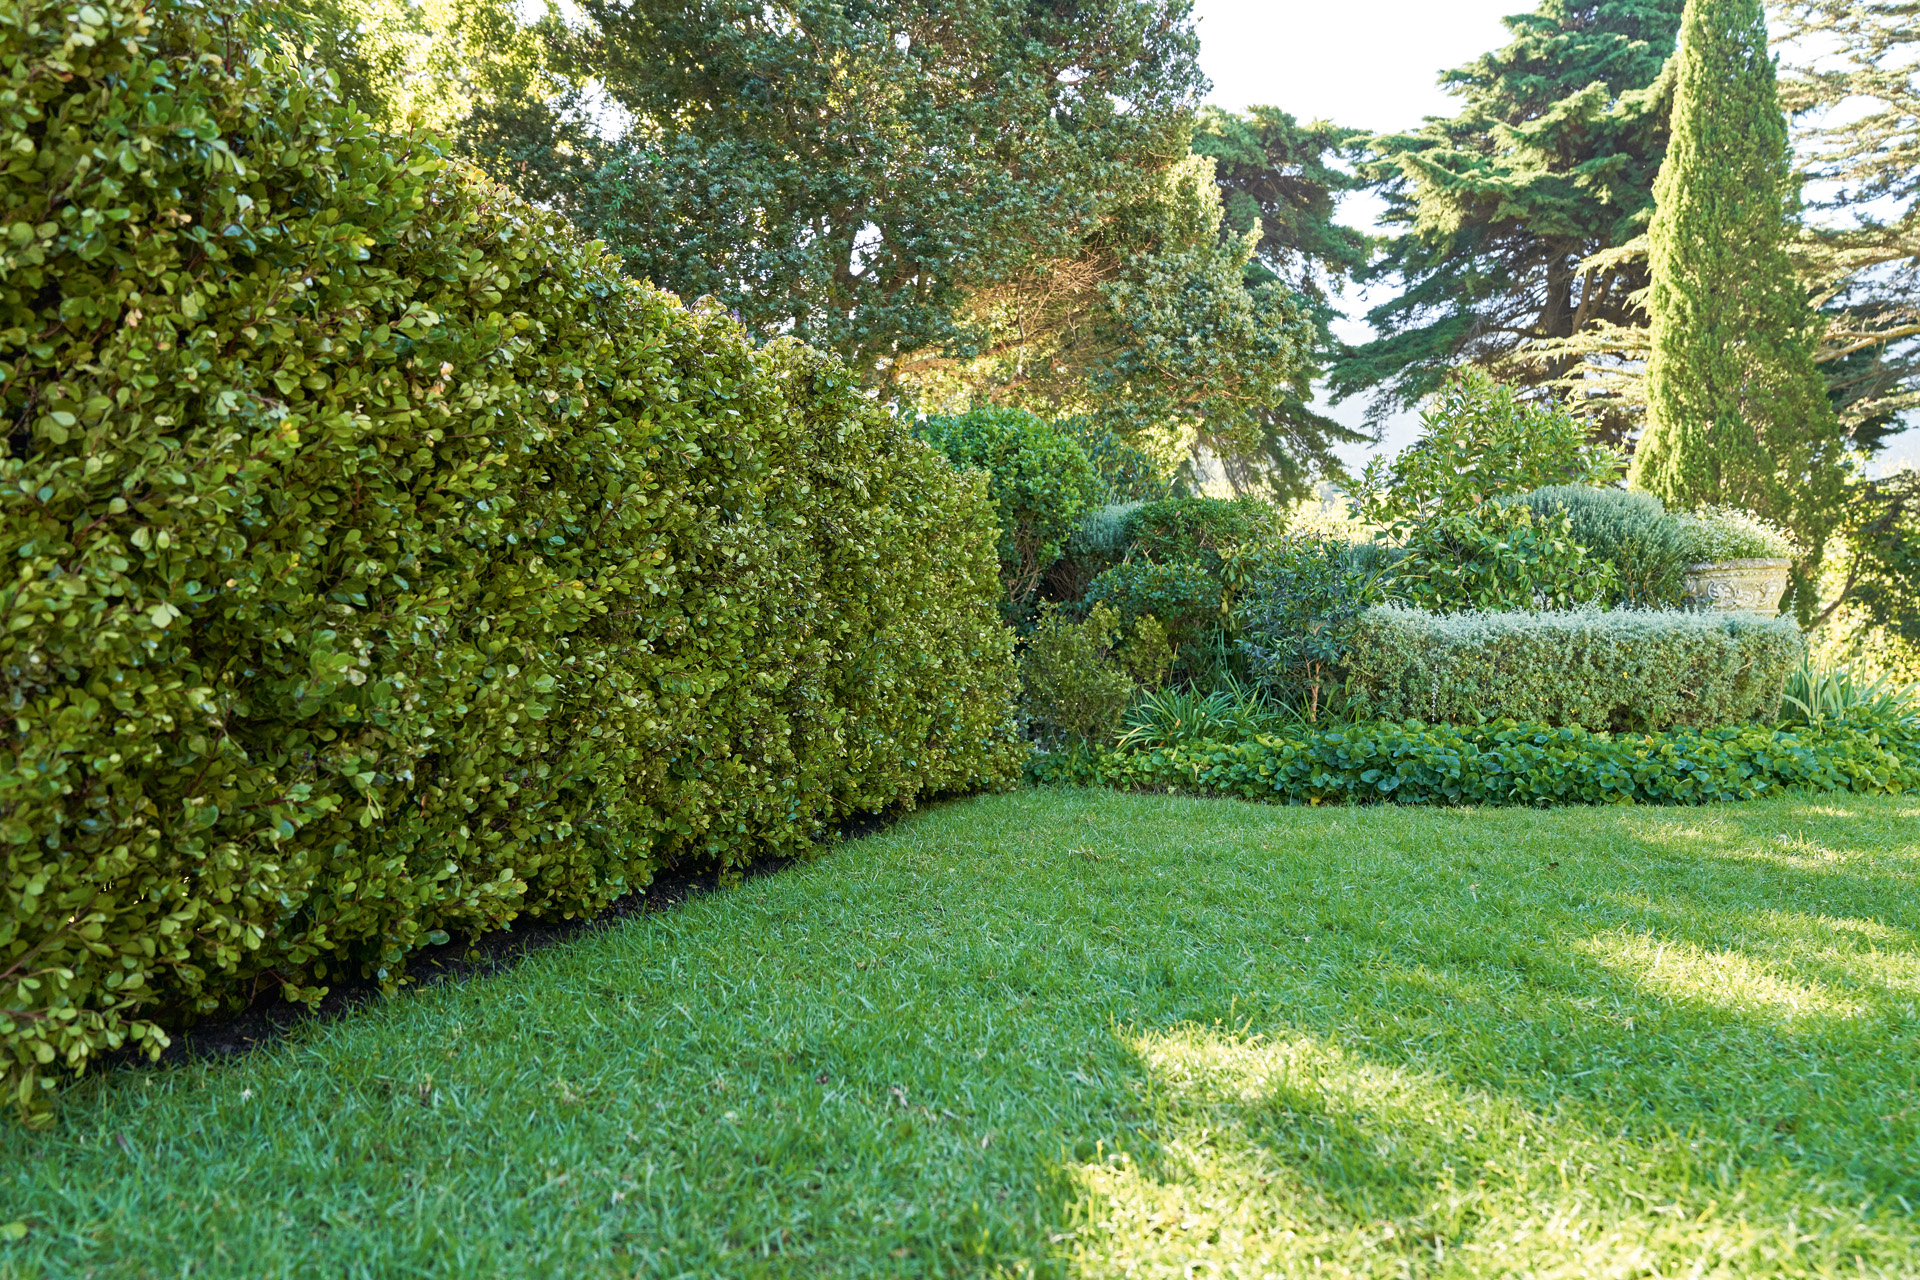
[1192, 106, 1372, 338]
[240, 0, 546, 135]
[1777, 0, 1920, 447]
[1630, 0, 1848, 605]
[469, 0, 1206, 385]
[896, 153, 1334, 499]
[1333, 0, 1684, 441]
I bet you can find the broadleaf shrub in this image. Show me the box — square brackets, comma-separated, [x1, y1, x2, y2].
[1031, 719, 1919, 806]
[1019, 604, 1168, 745]
[1345, 606, 1805, 731]
[1394, 504, 1620, 613]
[915, 407, 1100, 607]
[1498, 485, 1690, 607]
[1347, 371, 1625, 534]
[0, 0, 1019, 1118]
[1238, 536, 1389, 721]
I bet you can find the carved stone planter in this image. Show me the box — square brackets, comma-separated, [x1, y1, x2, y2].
[1684, 558, 1791, 613]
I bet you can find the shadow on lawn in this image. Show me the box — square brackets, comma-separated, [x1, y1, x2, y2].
[1045, 802, 1920, 1277]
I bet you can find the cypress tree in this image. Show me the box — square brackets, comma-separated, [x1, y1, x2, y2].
[1631, 0, 1845, 583]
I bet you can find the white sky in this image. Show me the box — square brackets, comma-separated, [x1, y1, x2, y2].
[1191, 0, 1920, 474]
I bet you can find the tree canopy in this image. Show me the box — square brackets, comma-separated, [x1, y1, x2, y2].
[1332, 0, 1684, 441]
[460, 0, 1209, 385]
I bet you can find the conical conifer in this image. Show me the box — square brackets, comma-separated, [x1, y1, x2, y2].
[1631, 0, 1844, 581]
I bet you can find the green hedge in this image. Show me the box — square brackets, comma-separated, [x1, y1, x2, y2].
[1031, 718, 1920, 806]
[0, 0, 1019, 1117]
[1345, 606, 1805, 732]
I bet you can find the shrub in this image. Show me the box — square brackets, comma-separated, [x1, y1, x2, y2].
[1347, 371, 1624, 532]
[1, 0, 1019, 1118]
[1499, 485, 1691, 607]
[1673, 507, 1802, 562]
[1032, 719, 1918, 807]
[1124, 495, 1282, 568]
[1045, 501, 1141, 601]
[1237, 536, 1389, 721]
[1345, 606, 1805, 732]
[916, 408, 1101, 605]
[1020, 605, 1169, 745]
[1394, 504, 1621, 613]
[1082, 560, 1223, 659]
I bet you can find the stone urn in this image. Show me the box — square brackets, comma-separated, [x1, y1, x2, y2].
[1684, 558, 1791, 613]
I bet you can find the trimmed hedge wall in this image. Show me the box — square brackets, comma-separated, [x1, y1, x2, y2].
[1031, 718, 1920, 806]
[0, 0, 1019, 1115]
[1346, 606, 1805, 731]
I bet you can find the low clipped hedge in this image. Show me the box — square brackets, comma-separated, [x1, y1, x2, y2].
[1346, 606, 1805, 732]
[1, 0, 1018, 1116]
[1031, 718, 1920, 806]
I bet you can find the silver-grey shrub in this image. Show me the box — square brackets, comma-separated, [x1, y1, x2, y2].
[1346, 605, 1806, 731]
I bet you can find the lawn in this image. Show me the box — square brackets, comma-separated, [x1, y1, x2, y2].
[4, 789, 1919, 1278]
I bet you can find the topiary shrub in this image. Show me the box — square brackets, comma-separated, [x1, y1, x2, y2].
[915, 407, 1101, 607]
[0, 0, 1019, 1119]
[1124, 495, 1281, 569]
[1345, 605, 1805, 732]
[1498, 485, 1691, 607]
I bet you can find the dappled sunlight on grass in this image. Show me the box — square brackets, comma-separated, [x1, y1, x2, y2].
[4, 790, 1918, 1276]
[1067, 1022, 1915, 1278]
[1576, 931, 1869, 1022]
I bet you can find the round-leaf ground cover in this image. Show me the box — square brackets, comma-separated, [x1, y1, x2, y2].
[3, 789, 1918, 1277]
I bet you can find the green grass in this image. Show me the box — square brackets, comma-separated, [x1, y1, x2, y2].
[5, 789, 1920, 1278]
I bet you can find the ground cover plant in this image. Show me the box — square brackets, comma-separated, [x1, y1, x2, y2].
[4, 789, 1919, 1276]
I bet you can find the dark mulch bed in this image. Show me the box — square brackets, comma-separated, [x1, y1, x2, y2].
[121, 808, 901, 1070]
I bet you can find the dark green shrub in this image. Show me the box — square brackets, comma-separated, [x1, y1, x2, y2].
[1345, 606, 1805, 731]
[1020, 605, 1169, 745]
[1125, 495, 1282, 569]
[1394, 504, 1620, 613]
[1498, 485, 1691, 607]
[916, 408, 1101, 605]
[1082, 560, 1223, 659]
[1033, 719, 1919, 807]
[1237, 537, 1389, 721]
[0, 0, 1019, 1118]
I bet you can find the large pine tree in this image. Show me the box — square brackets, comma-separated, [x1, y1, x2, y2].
[1630, 0, 1846, 586]
[1332, 0, 1683, 438]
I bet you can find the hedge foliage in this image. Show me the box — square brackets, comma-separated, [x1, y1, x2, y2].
[1345, 606, 1805, 732]
[1031, 717, 1920, 807]
[0, 0, 1019, 1116]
